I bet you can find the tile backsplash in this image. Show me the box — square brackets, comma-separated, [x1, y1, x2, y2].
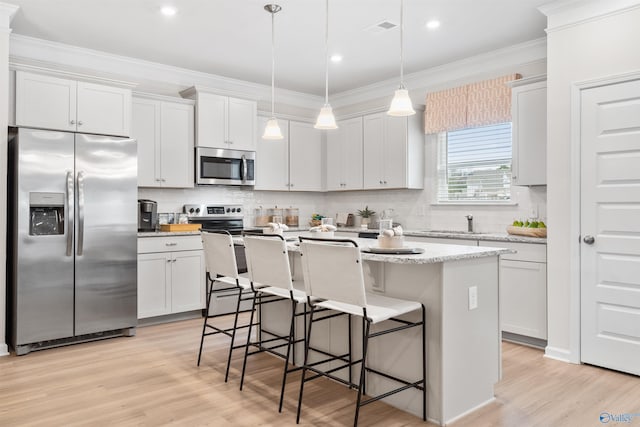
[139, 183, 545, 234]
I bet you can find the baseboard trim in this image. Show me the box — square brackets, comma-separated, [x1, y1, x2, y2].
[0, 343, 9, 357]
[444, 397, 496, 426]
[544, 346, 572, 363]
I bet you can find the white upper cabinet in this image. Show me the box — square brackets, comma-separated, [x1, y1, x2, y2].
[255, 117, 323, 192]
[289, 121, 323, 191]
[132, 95, 194, 188]
[15, 71, 132, 137]
[326, 117, 363, 191]
[255, 116, 290, 191]
[183, 88, 257, 151]
[510, 75, 547, 186]
[363, 112, 423, 190]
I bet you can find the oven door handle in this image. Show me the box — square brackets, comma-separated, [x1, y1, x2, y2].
[241, 155, 247, 182]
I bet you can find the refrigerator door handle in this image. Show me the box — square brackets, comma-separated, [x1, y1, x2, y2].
[66, 171, 74, 257]
[77, 170, 86, 256]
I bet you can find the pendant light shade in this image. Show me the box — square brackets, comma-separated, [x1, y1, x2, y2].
[314, 0, 338, 130]
[263, 4, 284, 140]
[315, 104, 338, 129]
[387, 0, 415, 116]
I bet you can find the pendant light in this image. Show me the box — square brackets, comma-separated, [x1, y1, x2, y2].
[387, 0, 415, 116]
[314, 0, 338, 129]
[263, 4, 284, 140]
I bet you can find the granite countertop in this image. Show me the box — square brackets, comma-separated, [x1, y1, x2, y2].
[235, 235, 514, 265]
[332, 227, 547, 244]
[137, 227, 546, 244]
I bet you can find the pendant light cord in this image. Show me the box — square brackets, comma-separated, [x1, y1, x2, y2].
[271, 5, 276, 116]
[400, 0, 404, 89]
[324, 0, 329, 105]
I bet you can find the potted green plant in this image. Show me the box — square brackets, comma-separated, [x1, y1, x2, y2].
[357, 206, 376, 229]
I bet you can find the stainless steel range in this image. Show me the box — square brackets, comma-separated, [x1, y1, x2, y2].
[183, 203, 246, 234]
[184, 203, 253, 316]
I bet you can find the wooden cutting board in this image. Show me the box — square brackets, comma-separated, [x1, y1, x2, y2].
[506, 226, 547, 238]
[159, 224, 202, 232]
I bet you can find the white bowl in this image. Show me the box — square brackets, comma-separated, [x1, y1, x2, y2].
[377, 235, 404, 249]
[263, 227, 283, 235]
[310, 230, 334, 239]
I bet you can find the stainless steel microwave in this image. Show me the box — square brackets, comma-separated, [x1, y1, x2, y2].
[195, 147, 255, 186]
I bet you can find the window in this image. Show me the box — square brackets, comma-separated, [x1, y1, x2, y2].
[436, 122, 512, 202]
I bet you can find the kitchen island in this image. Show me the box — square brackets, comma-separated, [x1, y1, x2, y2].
[256, 235, 512, 425]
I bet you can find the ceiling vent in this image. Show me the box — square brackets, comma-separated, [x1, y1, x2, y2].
[364, 20, 398, 33]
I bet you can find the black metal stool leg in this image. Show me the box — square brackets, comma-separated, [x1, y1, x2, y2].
[348, 313, 353, 388]
[279, 299, 297, 412]
[239, 290, 259, 390]
[225, 287, 244, 383]
[197, 280, 214, 366]
[422, 305, 427, 421]
[354, 319, 371, 427]
[296, 304, 315, 424]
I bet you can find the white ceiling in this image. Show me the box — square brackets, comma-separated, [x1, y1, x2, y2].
[7, 0, 548, 96]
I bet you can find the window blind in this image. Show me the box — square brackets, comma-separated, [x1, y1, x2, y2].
[436, 122, 512, 202]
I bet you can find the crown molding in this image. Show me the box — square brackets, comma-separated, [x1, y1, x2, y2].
[9, 61, 138, 88]
[330, 37, 547, 108]
[133, 91, 195, 105]
[8, 33, 322, 109]
[0, 2, 19, 29]
[539, 0, 640, 32]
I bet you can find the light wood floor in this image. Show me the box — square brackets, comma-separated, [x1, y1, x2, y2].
[1, 317, 639, 427]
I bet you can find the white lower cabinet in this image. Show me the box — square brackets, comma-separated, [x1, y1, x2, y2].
[480, 241, 547, 341]
[499, 259, 547, 339]
[411, 236, 479, 246]
[137, 236, 205, 319]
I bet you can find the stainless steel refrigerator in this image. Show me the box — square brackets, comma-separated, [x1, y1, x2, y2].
[8, 127, 138, 355]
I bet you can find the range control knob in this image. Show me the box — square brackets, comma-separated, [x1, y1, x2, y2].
[189, 208, 194, 213]
[237, 208, 242, 213]
[226, 208, 230, 213]
[231, 208, 236, 213]
[195, 208, 200, 213]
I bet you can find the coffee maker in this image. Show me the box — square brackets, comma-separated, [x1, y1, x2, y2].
[138, 199, 157, 231]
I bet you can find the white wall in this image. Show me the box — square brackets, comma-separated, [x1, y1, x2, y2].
[543, 1, 640, 361]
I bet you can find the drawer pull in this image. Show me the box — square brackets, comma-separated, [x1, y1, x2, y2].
[165, 242, 178, 246]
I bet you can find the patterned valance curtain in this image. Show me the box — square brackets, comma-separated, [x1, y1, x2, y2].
[424, 74, 521, 134]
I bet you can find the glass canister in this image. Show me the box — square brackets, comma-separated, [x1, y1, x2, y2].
[268, 207, 284, 224]
[285, 207, 299, 227]
[254, 206, 270, 227]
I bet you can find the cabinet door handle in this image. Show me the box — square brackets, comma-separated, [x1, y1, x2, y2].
[172, 259, 177, 263]
[583, 235, 595, 245]
[379, 180, 383, 184]
[512, 176, 517, 181]
[70, 120, 76, 125]
[166, 259, 172, 263]
[155, 178, 161, 182]
[161, 178, 166, 182]
[290, 183, 294, 187]
[383, 180, 387, 184]
[77, 121, 83, 126]
[165, 242, 178, 246]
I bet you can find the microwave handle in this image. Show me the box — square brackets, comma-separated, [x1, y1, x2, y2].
[241, 155, 247, 181]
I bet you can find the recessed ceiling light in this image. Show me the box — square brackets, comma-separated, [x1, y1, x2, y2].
[160, 6, 177, 16]
[330, 54, 343, 63]
[426, 20, 440, 30]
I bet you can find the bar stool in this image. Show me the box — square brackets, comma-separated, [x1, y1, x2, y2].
[296, 236, 426, 426]
[241, 233, 311, 412]
[197, 231, 266, 382]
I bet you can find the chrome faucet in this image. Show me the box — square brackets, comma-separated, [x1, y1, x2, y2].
[465, 214, 473, 232]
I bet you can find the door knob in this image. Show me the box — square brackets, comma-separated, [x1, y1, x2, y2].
[583, 235, 595, 245]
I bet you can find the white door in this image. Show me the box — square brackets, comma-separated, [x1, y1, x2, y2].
[341, 117, 364, 190]
[15, 71, 77, 132]
[289, 121, 323, 191]
[77, 81, 131, 137]
[363, 113, 385, 189]
[384, 116, 408, 188]
[326, 123, 345, 191]
[138, 252, 172, 319]
[171, 251, 205, 313]
[227, 97, 257, 151]
[255, 116, 290, 191]
[160, 102, 194, 188]
[580, 78, 640, 376]
[197, 93, 227, 148]
[132, 98, 160, 187]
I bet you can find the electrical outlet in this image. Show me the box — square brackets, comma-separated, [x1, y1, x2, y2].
[529, 204, 539, 219]
[468, 286, 478, 310]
